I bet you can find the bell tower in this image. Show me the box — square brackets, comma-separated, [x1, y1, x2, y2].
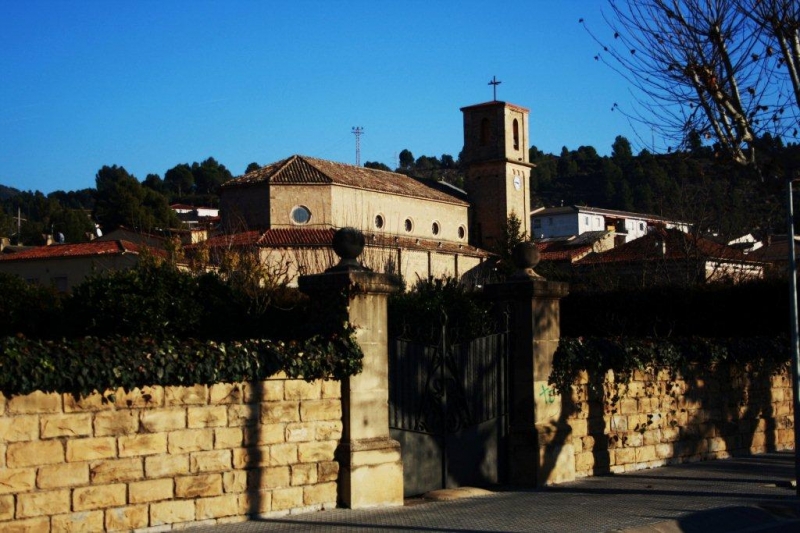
[461, 100, 533, 251]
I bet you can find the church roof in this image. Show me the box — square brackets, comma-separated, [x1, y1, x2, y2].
[195, 227, 490, 257]
[222, 155, 469, 206]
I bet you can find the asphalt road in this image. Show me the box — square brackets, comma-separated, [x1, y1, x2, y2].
[188, 451, 800, 533]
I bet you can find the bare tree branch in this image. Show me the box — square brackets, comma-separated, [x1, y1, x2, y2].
[585, 0, 799, 169]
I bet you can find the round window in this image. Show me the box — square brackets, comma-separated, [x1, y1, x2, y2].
[457, 225, 466, 240]
[404, 218, 413, 233]
[290, 205, 311, 225]
[432, 221, 440, 236]
[375, 214, 384, 229]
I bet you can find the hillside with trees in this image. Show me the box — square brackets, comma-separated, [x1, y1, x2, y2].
[1, 156, 236, 245]
[3, 134, 799, 246]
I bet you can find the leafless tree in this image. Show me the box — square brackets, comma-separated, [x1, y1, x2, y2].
[737, 0, 800, 112]
[584, 0, 799, 169]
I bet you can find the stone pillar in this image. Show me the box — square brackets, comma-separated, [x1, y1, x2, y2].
[298, 228, 404, 509]
[484, 242, 574, 486]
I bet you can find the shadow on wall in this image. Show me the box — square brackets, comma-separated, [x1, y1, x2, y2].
[246, 381, 266, 517]
[560, 355, 790, 479]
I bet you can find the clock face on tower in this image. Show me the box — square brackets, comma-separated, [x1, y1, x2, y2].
[513, 176, 521, 191]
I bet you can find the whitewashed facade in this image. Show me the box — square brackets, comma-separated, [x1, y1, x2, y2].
[530, 205, 689, 244]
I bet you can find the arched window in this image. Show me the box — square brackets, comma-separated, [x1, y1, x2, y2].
[480, 118, 490, 146]
[513, 119, 520, 150]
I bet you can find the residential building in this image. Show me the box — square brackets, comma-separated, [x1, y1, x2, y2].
[170, 203, 220, 228]
[574, 227, 764, 288]
[0, 240, 165, 291]
[531, 205, 689, 245]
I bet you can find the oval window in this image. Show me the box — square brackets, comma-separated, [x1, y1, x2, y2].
[432, 221, 440, 236]
[290, 205, 311, 225]
[404, 218, 413, 233]
[457, 225, 466, 240]
[375, 214, 384, 229]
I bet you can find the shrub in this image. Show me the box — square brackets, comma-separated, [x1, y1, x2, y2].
[0, 273, 65, 338]
[388, 277, 496, 345]
[60, 260, 309, 341]
[65, 260, 205, 338]
[0, 258, 360, 398]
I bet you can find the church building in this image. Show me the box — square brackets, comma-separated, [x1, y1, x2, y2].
[210, 98, 534, 287]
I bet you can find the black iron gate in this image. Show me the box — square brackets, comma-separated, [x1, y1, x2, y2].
[388, 316, 509, 497]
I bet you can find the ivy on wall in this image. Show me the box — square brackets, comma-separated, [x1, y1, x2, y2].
[549, 335, 790, 396]
[0, 328, 362, 399]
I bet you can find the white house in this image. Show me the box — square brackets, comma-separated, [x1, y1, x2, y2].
[530, 205, 689, 245]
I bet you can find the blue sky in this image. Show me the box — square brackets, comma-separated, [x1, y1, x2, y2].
[0, 0, 642, 195]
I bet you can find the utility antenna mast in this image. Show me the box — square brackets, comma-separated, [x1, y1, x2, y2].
[352, 126, 363, 166]
[15, 207, 27, 245]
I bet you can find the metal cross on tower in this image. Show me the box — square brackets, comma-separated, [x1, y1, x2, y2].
[488, 76, 502, 101]
[352, 126, 364, 167]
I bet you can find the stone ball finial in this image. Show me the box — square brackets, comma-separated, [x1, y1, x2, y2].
[511, 241, 543, 279]
[327, 227, 369, 272]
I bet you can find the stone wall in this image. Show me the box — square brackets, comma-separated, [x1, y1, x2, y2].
[565, 364, 795, 479]
[0, 377, 342, 532]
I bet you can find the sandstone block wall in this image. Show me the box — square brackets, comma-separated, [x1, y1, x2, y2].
[565, 364, 794, 478]
[0, 377, 342, 532]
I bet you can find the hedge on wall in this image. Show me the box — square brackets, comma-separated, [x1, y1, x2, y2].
[0, 259, 311, 342]
[64, 261, 310, 341]
[560, 279, 789, 338]
[0, 255, 368, 399]
[0, 328, 362, 399]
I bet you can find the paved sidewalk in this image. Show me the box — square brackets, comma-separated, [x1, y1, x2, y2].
[190, 452, 800, 533]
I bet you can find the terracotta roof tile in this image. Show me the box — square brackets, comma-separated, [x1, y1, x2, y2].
[536, 240, 594, 263]
[196, 228, 490, 257]
[0, 240, 162, 262]
[259, 228, 336, 246]
[748, 238, 797, 263]
[578, 228, 754, 265]
[222, 155, 468, 206]
[363, 231, 489, 257]
[194, 231, 263, 249]
[534, 231, 610, 263]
